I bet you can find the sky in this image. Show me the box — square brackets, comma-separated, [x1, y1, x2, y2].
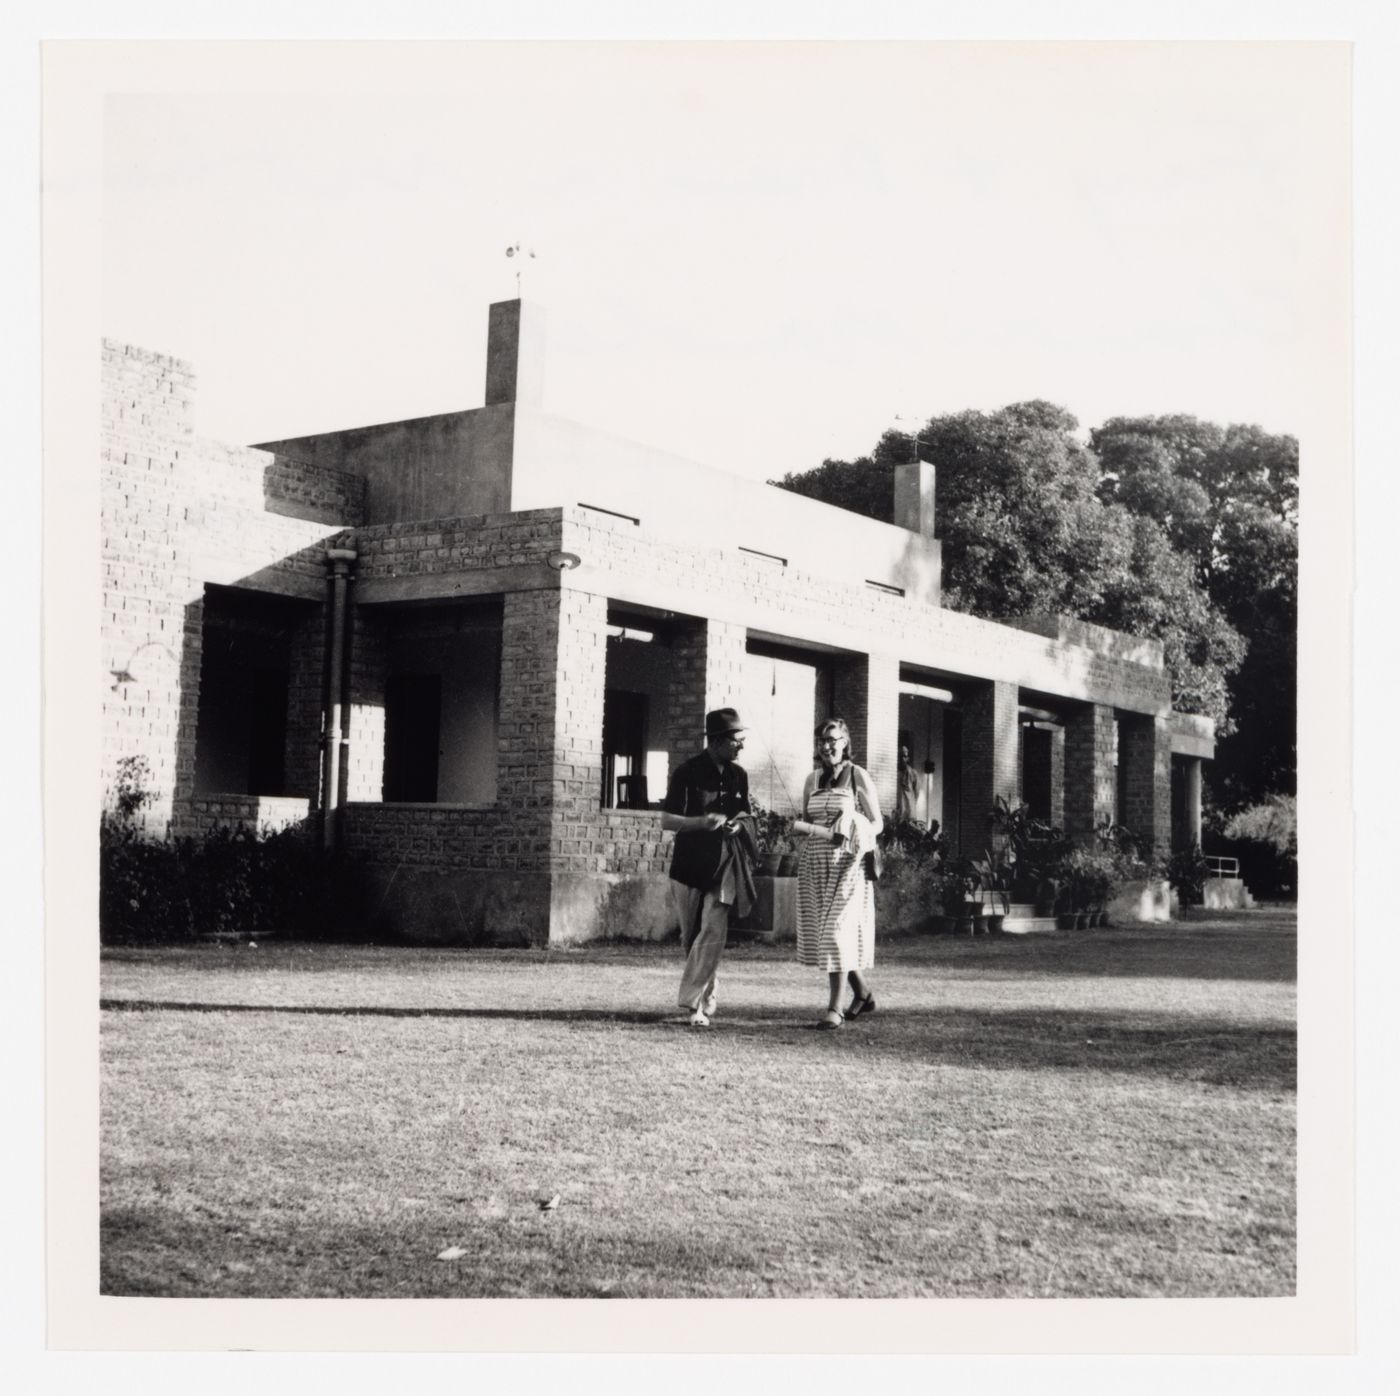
[100, 42, 1348, 482]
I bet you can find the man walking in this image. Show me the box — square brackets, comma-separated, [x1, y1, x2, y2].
[661, 708, 752, 1026]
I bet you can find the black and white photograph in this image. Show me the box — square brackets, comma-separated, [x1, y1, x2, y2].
[29, 17, 1375, 1364]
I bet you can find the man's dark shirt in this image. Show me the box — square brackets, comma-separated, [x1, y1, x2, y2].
[663, 751, 751, 890]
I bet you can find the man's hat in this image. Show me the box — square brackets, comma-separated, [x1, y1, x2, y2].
[705, 707, 746, 739]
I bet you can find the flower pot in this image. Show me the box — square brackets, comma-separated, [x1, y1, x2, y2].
[1057, 913, 1077, 930]
[759, 853, 783, 877]
[985, 913, 1006, 934]
[955, 914, 975, 935]
[778, 853, 799, 877]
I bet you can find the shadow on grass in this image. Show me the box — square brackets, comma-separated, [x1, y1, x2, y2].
[879, 915, 1297, 985]
[102, 999, 666, 1024]
[102, 998, 1294, 1091]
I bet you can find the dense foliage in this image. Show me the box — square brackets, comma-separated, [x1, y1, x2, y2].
[100, 758, 367, 943]
[773, 404, 1296, 817]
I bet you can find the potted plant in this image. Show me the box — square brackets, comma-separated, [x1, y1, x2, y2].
[992, 797, 1070, 916]
[940, 856, 981, 935]
[971, 844, 1013, 933]
[750, 800, 795, 877]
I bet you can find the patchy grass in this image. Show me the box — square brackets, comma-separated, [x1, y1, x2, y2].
[100, 910, 1295, 1298]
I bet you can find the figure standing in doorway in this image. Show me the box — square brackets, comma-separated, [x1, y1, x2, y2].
[896, 741, 920, 823]
[661, 708, 754, 1027]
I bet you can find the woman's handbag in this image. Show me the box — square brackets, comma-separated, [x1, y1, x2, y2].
[836, 763, 882, 881]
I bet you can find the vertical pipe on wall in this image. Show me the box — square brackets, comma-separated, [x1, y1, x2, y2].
[320, 547, 358, 851]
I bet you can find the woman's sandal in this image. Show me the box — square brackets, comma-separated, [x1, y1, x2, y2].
[817, 1010, 844, 1030]
[846, 992, 876, 1019]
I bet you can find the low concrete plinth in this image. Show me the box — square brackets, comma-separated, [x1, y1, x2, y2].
[355, 866, 553, 946]
[1106, 878, 1176, 924]
[550, 871, 675, 944]
[1203, 877, 1255, 910]
[351, 866, 675, 945]
[735, 875, 797, 941]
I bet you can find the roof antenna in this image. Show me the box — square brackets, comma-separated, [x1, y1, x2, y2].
[505, 241, 537, 293]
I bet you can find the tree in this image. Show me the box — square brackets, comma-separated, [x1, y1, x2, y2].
[772, 403, 1245, 726]
[1092, 416, 1297, 808]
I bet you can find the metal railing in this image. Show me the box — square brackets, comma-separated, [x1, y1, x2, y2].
[1205, 855, 1240, 879]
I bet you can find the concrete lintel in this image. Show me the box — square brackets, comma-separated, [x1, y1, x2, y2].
[1168, 712, 1217, 760]
[356, 565, 559, 605]
[215, 566, 325, 602]
[566, 559, 1173, 719]
[1170, 731, 1216, 760]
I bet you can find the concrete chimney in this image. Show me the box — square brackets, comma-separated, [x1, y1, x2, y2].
[484, 298, 546, 408]
[894, 459, 936, 537]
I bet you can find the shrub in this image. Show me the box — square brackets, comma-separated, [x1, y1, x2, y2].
[991, 798, 1071, 907]
[1166, 842, 1210, 905]
[877, 817, 945, 860]
[99, 755, 379, 943]
[748, 798, 795, 855]
[100, 821, 374, 944]
[873, 844, 946, 934]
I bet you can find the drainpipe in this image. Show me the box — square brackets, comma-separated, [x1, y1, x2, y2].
[321, 546, 358, 851]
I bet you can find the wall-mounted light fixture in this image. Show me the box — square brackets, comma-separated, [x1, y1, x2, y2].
[546, 550, 582, 571]
[109, 640, 177, 691]
[606, 625, 655, 644]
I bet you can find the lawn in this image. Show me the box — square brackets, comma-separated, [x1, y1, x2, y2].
[100, 909, 1296, 1298]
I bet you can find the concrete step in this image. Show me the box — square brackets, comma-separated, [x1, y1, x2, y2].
[1001, 915, 1059, 935]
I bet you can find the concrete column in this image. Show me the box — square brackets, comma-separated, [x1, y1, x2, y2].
[1049, 726, 1066, 829]
[1119, 712, 1173, 856]
[1183, 755, 1203, 848]
[832, 652, 901, 816]
[665, 617, 748, 769]
[960, 680, 1020, 856]
[1064, 703, 1116, 844]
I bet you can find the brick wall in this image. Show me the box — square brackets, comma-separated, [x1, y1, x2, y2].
[960, 680, 1020, 855]
[102, 339, 363, 832]
[341, 804, 671, 876]
[352, 511, 566, 578]
[1064, 703, 1117, 842]
[172, 795, 313, 839]
[263, 456, 367, 525]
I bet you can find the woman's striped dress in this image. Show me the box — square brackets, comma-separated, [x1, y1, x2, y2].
[795, 776, 876, 973]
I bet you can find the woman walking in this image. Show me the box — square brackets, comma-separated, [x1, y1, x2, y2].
[795, 717, 883, 1029]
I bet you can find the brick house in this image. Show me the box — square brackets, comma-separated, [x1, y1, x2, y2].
[101, 299, 1215, 944]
